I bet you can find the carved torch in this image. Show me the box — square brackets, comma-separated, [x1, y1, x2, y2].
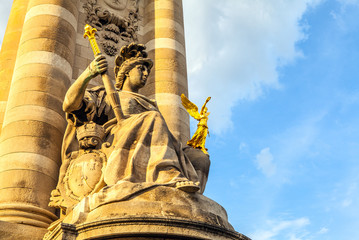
[83, 24, 124, 123]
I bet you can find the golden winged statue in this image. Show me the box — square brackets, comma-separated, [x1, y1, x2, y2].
[181, 94, 211, 155]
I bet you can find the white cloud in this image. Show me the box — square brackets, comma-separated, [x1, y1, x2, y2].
[239, 142, 248, 151]
[183, 0, 322, 134]
[251, 217, 310, 240]
[317, 227, 329, 234]
[340, 183, 358, 208]
[328, 175, 359, 211]
[258, 112, 325, 185]
[255, 147, 276, 177]
[330, 0, 359, 30]
[342, 198, 353, 207]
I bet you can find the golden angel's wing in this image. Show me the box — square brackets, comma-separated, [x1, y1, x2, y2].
[181, 94, 201, 120]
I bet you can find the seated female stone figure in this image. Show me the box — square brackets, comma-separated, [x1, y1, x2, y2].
[50, 44, 206, 214]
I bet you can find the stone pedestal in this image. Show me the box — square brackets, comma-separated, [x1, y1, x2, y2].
[44, 186, 250, 240]
[47, 217, 249, 240]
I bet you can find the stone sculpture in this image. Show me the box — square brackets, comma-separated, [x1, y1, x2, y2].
[44, 38, 247, 236]
[181, 94, 211, 155]
[48, 26, 211, 223]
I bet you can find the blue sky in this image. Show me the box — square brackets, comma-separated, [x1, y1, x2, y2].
[1, 1, 359, 239]
[183, 0, 359, 239]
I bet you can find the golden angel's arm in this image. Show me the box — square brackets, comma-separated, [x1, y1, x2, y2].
[181, 94, 201, 120]
[200, 97, 211, 114]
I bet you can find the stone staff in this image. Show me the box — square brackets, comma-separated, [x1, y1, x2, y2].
[84, 24, 124, 122]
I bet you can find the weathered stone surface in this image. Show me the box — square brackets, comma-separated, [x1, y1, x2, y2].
[44, 186, 250, 240]
[0, 220, 47, 240]
[72, 186, 229, 225]
[183, 146, 211, 193]
[82, 0, 140, 57]
[141, 0, 190, 144]
[49, 218, 249, 240]
[0, 0, 30, 133]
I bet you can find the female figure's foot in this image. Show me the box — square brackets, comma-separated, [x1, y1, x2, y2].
[176, 181, 200, 193]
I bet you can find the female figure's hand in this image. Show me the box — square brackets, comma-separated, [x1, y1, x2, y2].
[88, 55, 108, 78]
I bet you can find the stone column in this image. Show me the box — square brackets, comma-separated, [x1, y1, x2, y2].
[142, 0, 190, 145]
[0, 0, 78, 228]
[0, 0, 30, 135]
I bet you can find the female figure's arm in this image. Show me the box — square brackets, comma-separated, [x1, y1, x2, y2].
[63, 55, 108, 113]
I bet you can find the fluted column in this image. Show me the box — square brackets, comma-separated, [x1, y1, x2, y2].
[0, 0, 78, 228]
[142, 0, 190, 145]
[0, 0, 30, 135]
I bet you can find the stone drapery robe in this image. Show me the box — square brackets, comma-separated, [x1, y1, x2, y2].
[61, 87, 199, 191]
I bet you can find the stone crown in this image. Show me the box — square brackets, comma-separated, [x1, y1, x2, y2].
[76, 122, 105, 140]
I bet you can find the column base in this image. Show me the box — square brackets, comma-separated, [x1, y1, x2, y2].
[0, 220, 48, 240]
[0, 203, 58, 228]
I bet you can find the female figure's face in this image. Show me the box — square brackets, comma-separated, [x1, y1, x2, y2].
[122, 64, 149, 92]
